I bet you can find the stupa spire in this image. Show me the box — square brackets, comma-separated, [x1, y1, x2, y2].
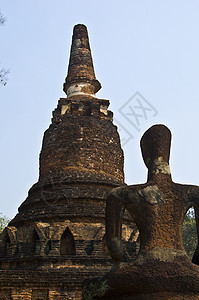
[63, 24, 101, 97]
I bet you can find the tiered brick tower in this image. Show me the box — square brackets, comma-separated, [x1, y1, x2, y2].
[0, 25, 136, 299]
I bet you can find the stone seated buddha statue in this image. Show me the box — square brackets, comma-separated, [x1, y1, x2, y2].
[83, 124, 199, 300]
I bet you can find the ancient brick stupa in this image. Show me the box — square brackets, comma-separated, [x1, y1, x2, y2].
[0, 25, 135, 299]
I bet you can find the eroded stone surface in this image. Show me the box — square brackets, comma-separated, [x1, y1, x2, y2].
[0, 24, 138, 299]
[84, 124, 199, 299]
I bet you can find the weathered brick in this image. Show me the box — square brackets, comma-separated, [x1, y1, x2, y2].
[0, 24, 137, 299]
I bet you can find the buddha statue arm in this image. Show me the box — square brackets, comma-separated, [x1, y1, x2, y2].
[105, 187, 127, 261]
[187, 187, 199, 265]
[192, 204, 199, 265]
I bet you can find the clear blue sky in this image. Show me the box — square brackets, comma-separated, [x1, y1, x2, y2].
[1, 1, 199, 219]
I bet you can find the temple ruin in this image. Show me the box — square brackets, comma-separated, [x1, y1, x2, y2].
[84, 125, 199, 299]
[0, 24, 137, 299]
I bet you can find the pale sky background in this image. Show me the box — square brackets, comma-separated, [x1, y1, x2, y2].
[1, 1, 199, 219]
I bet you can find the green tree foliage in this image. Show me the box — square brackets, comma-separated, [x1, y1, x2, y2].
[0, 213, 10, 233]
[0, 10, 8, 86]
[0, 68, 9, 86]
[182, 208, 198, 259]
[0, 11, 6, 25]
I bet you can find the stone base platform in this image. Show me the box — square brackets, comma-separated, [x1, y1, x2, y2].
[83, 255, 199, 299]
